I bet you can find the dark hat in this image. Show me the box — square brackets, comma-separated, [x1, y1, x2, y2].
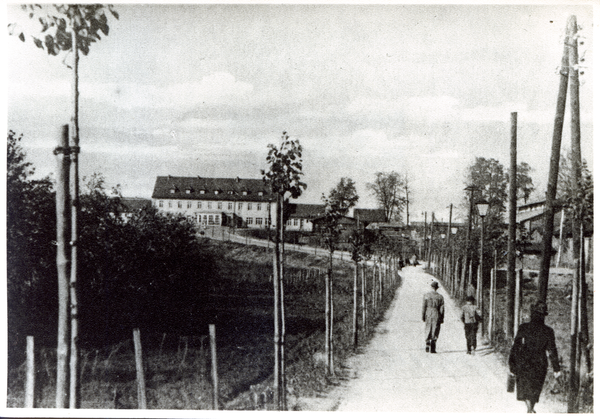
[431, 280, 439, 290]
[531, 300, 549, 316]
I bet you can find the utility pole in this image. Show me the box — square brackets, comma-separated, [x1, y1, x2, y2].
[537, 15, 571, 303]
[446, 204, 452, 248]
[506, 112, 518, 340]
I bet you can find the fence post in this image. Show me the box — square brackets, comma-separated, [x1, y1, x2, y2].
[210, 324, 219, 410]
[514, 269, 523, 336]
[133, 328, 147, 409]
[26, 336, 35, 408]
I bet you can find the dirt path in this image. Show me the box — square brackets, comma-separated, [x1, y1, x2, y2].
[298, 265, 566, 413]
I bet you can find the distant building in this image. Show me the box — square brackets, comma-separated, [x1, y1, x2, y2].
[353, 208, 387, 227]
[151, 175, 276, 228]
[285, 203, 325, 231]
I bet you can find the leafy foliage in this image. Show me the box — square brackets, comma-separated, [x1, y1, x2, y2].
[327, 177, 359, 216]
[8, 4, 119, 56]
[7, 141, 216, 356]
[557, 152, 594, 228]
[6, 131, 56, 347]
[366, 171, 405, 222]
[261, 132, 307, 199]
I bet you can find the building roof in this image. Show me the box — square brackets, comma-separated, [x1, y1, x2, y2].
[353, 208, 387, 224]
[152, 176, 276, 202]
[287, 203, 325, 219]
[121, 197, 152, 212]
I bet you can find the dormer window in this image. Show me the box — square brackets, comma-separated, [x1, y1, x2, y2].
[200, 190, 205, 194]
[242, 191, 248, 196]
[186, 188, 193, 194]
[258, 191, 264, 196]
[228, 190, 234, 195]
[214, 190, 219, 195]
[170, 188, 175, 194]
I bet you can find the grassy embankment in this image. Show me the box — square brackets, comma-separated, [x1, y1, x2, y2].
[7, 238, 400, 410]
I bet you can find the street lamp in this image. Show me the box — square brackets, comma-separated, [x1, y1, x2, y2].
[476, 200, 489, 337]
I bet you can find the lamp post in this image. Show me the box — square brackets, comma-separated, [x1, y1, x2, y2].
[476, 200, 489, 337]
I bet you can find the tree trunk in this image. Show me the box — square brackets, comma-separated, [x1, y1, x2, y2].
[279, 199, 286, 410]
[272, 195, 281, 406]
[55, 125, 71, 408]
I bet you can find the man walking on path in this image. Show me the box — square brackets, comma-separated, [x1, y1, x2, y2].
[461, 296, 482, 354]
[422, 280, 444, 353]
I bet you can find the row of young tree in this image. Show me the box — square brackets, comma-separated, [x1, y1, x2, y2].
[7, 131, 217, 364]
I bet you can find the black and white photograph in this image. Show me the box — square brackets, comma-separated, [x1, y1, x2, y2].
[4, 2, 595, 415]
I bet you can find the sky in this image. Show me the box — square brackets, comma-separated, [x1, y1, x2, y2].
[5, 2, 596, 224]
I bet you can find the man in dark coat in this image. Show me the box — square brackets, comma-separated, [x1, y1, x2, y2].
[422, 280, 444, 353]
[509, 300, 561, 413]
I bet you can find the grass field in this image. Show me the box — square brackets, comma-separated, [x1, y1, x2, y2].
[7, 239, 400, 410]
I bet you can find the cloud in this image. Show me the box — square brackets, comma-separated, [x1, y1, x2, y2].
[81, 72, 254, 109]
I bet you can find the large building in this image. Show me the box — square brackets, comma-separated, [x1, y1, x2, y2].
[151, 176, 277, 228]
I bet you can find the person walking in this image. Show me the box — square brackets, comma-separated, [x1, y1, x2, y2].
[460, 296, 482, 354]
[508, 300, 561, 413]
[422, 280, 444, 353]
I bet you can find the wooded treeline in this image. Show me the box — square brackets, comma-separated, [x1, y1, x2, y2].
[7, 131, 217, 364]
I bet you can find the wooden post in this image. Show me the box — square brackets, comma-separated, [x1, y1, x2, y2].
[69, 26, 81, 410]
[568, 259, 580, 413]
[506, 112, 518, 340]
[55, 124, 71, 408]
[488, 265, 496, 342]
[361, 264, 367, 331]
[352, 261, 358, 349]
[26, 336, 35, 408]
[133, 328, 147, 409]
[514, 269, 522, 336]
[537, 16, 571, 303]
[209, 324, 219, 410]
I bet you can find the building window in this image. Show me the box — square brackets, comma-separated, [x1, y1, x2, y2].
[208, 215, 214, 224]
[178, 201, 182, 208]
[256, 218, 263, 225]
[168, 201, 172, 208]
[197, 202, 202, 209]
[186, 188, 192, 194]
[208, 202, 212, 209]
[248, 203, 252, 210]
[293, 219, 299, 226]
[238, 203, 243, 211]
[257, 203, 262, 211]
[159, 201, 163, 208]
[214, 190, 219, 195]
[200, 190, 205, 194]
[246, 217, 253, 225]
[228, 202, 233, 210]
[300, 219, 304, 227]
[170, 188, 175, 194]
[218, 202, 222, 209]
[243, 191, 248, 196]
[286, 219, 291, 226]
[202, 215, 208, 224]
[258, 191, 263, 196]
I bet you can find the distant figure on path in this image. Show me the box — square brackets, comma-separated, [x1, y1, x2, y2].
[508, 301, 562, 414]
[460, 296, 482, 354]
[422, 280, 444, 353]
[410, 254, 418, 266]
